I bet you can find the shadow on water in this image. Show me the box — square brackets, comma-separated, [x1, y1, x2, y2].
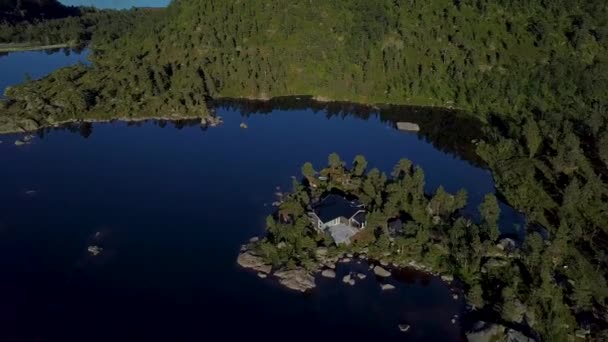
[213, 96, 486, 167]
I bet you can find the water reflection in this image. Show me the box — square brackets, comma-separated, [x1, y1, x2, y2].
[214, 96, 486, 167]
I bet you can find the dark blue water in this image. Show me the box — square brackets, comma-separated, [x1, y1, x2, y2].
[0, 49, 523, 341]
[0, 48, 89, 97]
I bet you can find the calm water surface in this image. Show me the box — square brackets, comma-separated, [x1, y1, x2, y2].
[0, 49, 522, 341]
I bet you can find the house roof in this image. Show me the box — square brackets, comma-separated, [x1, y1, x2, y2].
[328, 224, 358, 245]
[352, 211, 366, 224]
[312, 194, 363, 223]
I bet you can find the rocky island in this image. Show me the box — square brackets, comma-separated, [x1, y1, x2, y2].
[237, 153, 539, 340]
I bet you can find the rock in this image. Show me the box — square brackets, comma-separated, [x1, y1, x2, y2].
[341, 257, 351, 263]
[356, 273, 366, 280]
[277, 242, 286, 249]
[484, 258, 509, 268]
[381, 283, 396, 291]
[342, 274, 354, 285]
[574, 328, 590, 338]
[237, 251, 272, 274]
[398, 323, 411, 332]
[346, 253, 353, 258]
[321, 269, 336, 278]
[358, 254, 367, 260]
[441, 274, 454, 283]
[348, 278, 355, 286]
[380, 259, 389, 266]
[24, 190, 37, 196]
[467, 321, 536, 342]
[274, 269, 316, 292]
[325, 262, 336, 269]
[396, 122, 420, 132]
[432, 215, 442, 225]
[315, 247, 328, 260]
[22, 134, 34, 142]
[368, 264, 374, 270]
[466, 322, 506, 342]
[373, 265, 391, 277]
[249, 237, 259, 243]
[506, 328, 536, 342]
[451, 318, 457, 324]
[257, 272, 267, 279]
[87, 245, 103, 256]
[452, 293, 459, 300]
[240, 122, 248, 129]
[14, 139, 26, 146]
[497, 237, 517, 252]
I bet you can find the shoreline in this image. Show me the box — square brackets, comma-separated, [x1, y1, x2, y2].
[0, 114, 222, 135]
[236, 241, 454, 293]
[0, 43, 76, 53]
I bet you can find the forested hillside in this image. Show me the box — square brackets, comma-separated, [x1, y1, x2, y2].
[1, 1, 607, 339]
[0, 0, 77, 21]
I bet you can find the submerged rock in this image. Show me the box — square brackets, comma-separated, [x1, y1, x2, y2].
[237, 250, 272, 274]
[356, 273, 366, 280]
[373, 265, 391, 277]
[274, 269, 315, 292]
[14, 139, 26, 146]
[321, 269, 336, 278]
[239, 122, 248, 129]
[381, 283, 396, 291]
[398, 323, 411, 332]
[87, 245, 103, 256]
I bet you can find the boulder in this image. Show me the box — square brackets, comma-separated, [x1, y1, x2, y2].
[506, 328, 536, 342]
[87, 245, 103, 256]
[341, 257, 351, 263]
[497, 238, 517, 252]
[398, 324, 411, 332]
[315, 247, 328, 259]
[342, 274, 355, 285]
[321, 269, 336, 279]
[484, 258, 509, 268]
[356, 273, 366, 280]
[239, 122, 248, 129]
[257, 272, 267, 279]
[441, 274, 454, 283]
[14, 139, 26, 146]
[396, 122, 420, 132]
[452, 293, 459, 300]
[466, 322, 505, 342]
[237, 251, 272, 274]
[249, 237, 259, 243]
[274, 269, 316, 292]
[373, 265, 391, 277]
[381, 283, 396, 291]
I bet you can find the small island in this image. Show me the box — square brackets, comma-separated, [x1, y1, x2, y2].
[238, 153, 541, 340]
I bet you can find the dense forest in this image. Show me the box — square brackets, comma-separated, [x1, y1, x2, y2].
[0, 0, 154, 51]
[0, 0, 607, 340]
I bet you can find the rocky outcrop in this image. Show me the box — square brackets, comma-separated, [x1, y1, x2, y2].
[321, 269, 336, 278]
[373, 265, 391, 277]
[381, 283, 395, 291]
[237, 250, 272, 274]
[274, 269, 316, 292]
[466, 322, 536, 342]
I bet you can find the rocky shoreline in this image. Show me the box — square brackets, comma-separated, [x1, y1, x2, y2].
[0, 114, 223, 135]
[236, 240, 454, 293]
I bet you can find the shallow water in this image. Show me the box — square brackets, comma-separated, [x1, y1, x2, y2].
[0, 49, 523, 341]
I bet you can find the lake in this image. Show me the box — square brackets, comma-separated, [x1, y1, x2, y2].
[0, 49, 522, 341]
